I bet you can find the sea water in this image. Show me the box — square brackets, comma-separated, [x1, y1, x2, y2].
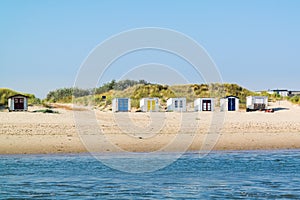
[1, 150, 300, 199]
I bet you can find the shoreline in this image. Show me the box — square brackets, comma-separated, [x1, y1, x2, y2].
[1, 147, 300, 156]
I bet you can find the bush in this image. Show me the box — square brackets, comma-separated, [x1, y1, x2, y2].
[94, 79, 148, 94]
[46, 87, 91, 103]
[289, 96, 300, 104]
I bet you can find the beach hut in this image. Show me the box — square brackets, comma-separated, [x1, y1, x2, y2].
[220, 96, 239, 111]
[246, 96, 268, 111]
[112, 98, 131, 112]
[140, 97, 159, 112]
[8, 94, 28, 111]
[167, 98, 186, 112]
[194, 98, 214, 112]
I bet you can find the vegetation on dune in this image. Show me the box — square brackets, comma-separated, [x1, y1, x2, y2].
[94, 79, 148, 94]
[0, 88, 40, 107]
[288, 96, 300, 104]
[132, 84, 175, 101]
[169, 85, 198, 102]
[46, 87, 92, 103]
[42, 80, 300, 109]
[46, 80, 148, 104]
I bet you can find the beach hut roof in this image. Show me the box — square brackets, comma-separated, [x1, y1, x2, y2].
[7, 94, 29, 99]
[222, 95, 239, 99]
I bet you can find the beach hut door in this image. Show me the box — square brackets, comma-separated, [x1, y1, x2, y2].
[147, 100, 151, 111]
[147, 100, 155, 111]
[228, 98, 235, 111]
[14, 98, 24, 110]
[118, 99, 128, 111]
[202, 100, 212, 111]
[152, 100, 155, 111]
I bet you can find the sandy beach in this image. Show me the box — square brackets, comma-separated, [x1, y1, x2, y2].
[0, 101, 300, 154]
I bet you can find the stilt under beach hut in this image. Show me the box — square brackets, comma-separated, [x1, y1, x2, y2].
[8, 94, 28, 111]
[220, 96, 240, 111]
[167, 98, 186, 112]
[140, 97, 159, 112]
[194, 98, 214, 112]
[112, 98, 131, 112]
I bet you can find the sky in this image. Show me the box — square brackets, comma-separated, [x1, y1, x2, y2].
[1, 0, 299, 98]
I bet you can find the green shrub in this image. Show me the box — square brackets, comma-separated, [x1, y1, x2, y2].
[289, 96, 300, 104]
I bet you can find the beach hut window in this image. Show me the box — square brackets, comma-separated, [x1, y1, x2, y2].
[179, 100, 183, 108]
[175, 100, 178, 108]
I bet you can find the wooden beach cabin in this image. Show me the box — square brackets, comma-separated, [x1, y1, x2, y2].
[220, 96, 240, 111]
[167, 98, 186, 112]
[112, 98, 131, 112]
[140, 97, 159, 112]
[246, 96, 268, 112]
[194, 98, 214, 112]
[8, 94, 28, 111]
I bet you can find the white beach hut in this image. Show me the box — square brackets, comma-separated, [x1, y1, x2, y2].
[167, 98, 186, 112]
[112, 98, 131, 112]
[8, 94, 28, 111]
[246, 96, 268, 111]
[140, 97, 159, 112]
[194, 98, 214, 112]
[220, 96, 240, 111]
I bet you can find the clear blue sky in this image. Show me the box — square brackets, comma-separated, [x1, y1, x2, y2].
[1, 0, 299, 98]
